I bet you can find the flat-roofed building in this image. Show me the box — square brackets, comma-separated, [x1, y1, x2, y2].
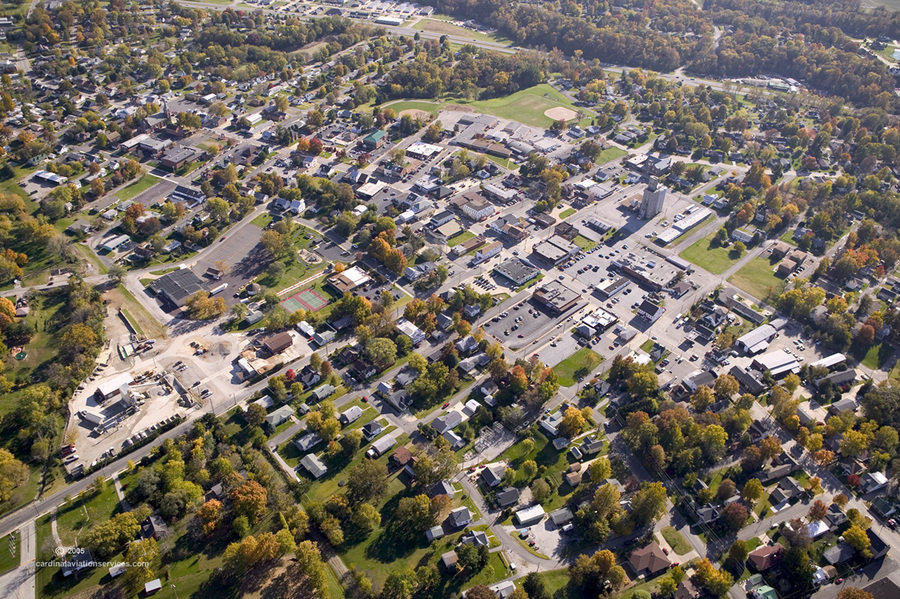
[533, 280, 580, 314]
[148, 269, 205, 307]
[327, 266, 372, 295]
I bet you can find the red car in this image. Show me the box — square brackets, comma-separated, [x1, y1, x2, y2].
[361, 396, 368, 403]
[443, 402, 450, 408]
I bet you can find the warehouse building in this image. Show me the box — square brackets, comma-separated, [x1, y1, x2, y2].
[148, 269, 206, 308]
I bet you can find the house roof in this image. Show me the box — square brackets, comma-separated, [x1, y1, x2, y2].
[628, 542, 670, 574]
[748, 543, 783, 571]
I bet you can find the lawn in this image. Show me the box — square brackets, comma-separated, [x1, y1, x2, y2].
[55, 484, 121, 546]
[251, 213, 273, 228]
[517, 568, 572, 597]
[498, 429, 572, 507]
[383, 100, 442, 117]
[679, 233, 740, 275]
[661, 526, 691, 555]
[114, 174, 161, 201]
[448, 230, 476, 247]
[559, 207, 577, 219]
[0, 530, 20, 575]
[553, 347, 603, 387]
[461, 84, 588, 128]
[572, 235, 597, 251]
[412, 17, 511, 45]
[109, 284, 167, 339]
[74, 243, 108, 274]
[515, 272, 544, 293]
[728, 257, 787, 302]
[595, 146, 628, 164]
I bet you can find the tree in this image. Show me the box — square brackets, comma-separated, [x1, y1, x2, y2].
[808, 499, 828, 521]
[261, 229, 288, 258]
[695, 558, 734, 596]
[246, 403, 266, 427]
[523, 572, 551, 599]
[588, 457, 612, 482]
[722, 502, 749, 531]
[728, 540, 749, 566]
[340, 430, 362, 457]
[351, 502, 381, 533]
[628, 370, 658, 398]
[690, 386, 715, 412]
[530, 478, 551, 504]
[364, 337, 397, 371]
[570, 549, 627, 594]
[844, 524, 872, 558]
[559, 406, 586, 438]
[346, 459, 388, 504]
[184, 291, 226, 320]
[232, 480, 268, 524]
[123, 538, 158, 591]
[743, 478, 764, 503]
[464, 585, 498, 599]
[412, 445, 457, 488]
[0, 449, 28, 502]
[394, 494, 435, 536]
[197, 499, 223, 535]
[457, 543, 489, 573]
[630, 482, 667, 527]
[83, 510, 145, 558]
[714, 374, 739, 400]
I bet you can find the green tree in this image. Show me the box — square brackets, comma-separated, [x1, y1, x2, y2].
[630, 482, 668, 527]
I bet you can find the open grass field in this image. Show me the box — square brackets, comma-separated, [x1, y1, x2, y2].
[679, 233, 740, 275]
[553, 347, 603, 386]
[412, 17, 511, 45]
[114, 173, 161, 201]
[572, 234, 597, 251]
[595, 146, 628, 164]
[447, 230, 476, 247]
[461, 84, 588, 128]
[559, 207, 576, 219]
[728, 257, 787, 302]
[383, 100, 442, 117]
[55, 484, 121, 546]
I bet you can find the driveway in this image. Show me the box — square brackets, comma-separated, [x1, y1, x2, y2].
[0, 519, 36, 599]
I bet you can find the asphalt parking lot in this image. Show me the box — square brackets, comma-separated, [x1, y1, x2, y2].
[191, 220, 271, 306]
[483, 299, 557, 345]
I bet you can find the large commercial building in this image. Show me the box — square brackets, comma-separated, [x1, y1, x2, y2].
[148, 269, 206, 307]
[736, 324, 777, 355]
[533, 235, 579, 266]
[532, 280, 580, 314]
[493, 258, 541, 286]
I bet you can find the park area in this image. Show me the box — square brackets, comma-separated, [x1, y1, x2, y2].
[460, 84, 589, 128]
[679, 233, 741, 275]
[412, 17, 511, 45]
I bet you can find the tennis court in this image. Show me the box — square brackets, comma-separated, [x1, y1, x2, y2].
[281, 287, 331, 312]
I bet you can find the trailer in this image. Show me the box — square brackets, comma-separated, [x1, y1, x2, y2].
[80, 411, 104, 426]
[209, 283, 228, 295]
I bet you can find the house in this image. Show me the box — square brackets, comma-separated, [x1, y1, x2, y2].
[311, 384, 335, 402]
[481, 463, 506, 488]
[366, 434, 396, 458]
[339, 405, 363, 426]
[628, 543, 670, 575]
[514, 504, 546, 526]
[747, 543, 783, 571]
[265, 405, 294, 429]
[362, 129, 387, 149]
[431, 411, 462, 434]
[362, 420, 384, 441]
[426, 525, 445, 542]
[759, 463, 794, 485]
[866, 528, 889, 559]
[300, 454, 328, 479]
[145, 579, 163, 595]
[327, 266, 372, 295]
[824, 542, 856, 565]
[61, 548, 95, 577]
[769, 476, 803, 504]
[299, 365, 322, 389]
[496, 487, 520, 508]
[142, 514, 169, 540]
[263, 332, 293, 355]
[697, 505, 720, 524]
[430, 480, 456, 498]
[549, 507, 574, 527]
[456, 335, 479, 355]
[460, 530, 489, 547]
[294, 432, 322, 453]
[674, 579, 701, 599]
[441, 550, 458, 572]
[636, 299, 665, 323]
[448, 506, 472, 528]
[391, 446, 413, 469]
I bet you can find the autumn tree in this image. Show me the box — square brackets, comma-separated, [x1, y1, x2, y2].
[231, 480, 268, 524]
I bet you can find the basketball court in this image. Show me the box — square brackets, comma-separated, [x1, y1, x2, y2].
[281, 287, 330, 312]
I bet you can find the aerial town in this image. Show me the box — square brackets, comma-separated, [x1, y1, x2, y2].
[0, 0, 900, 598]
